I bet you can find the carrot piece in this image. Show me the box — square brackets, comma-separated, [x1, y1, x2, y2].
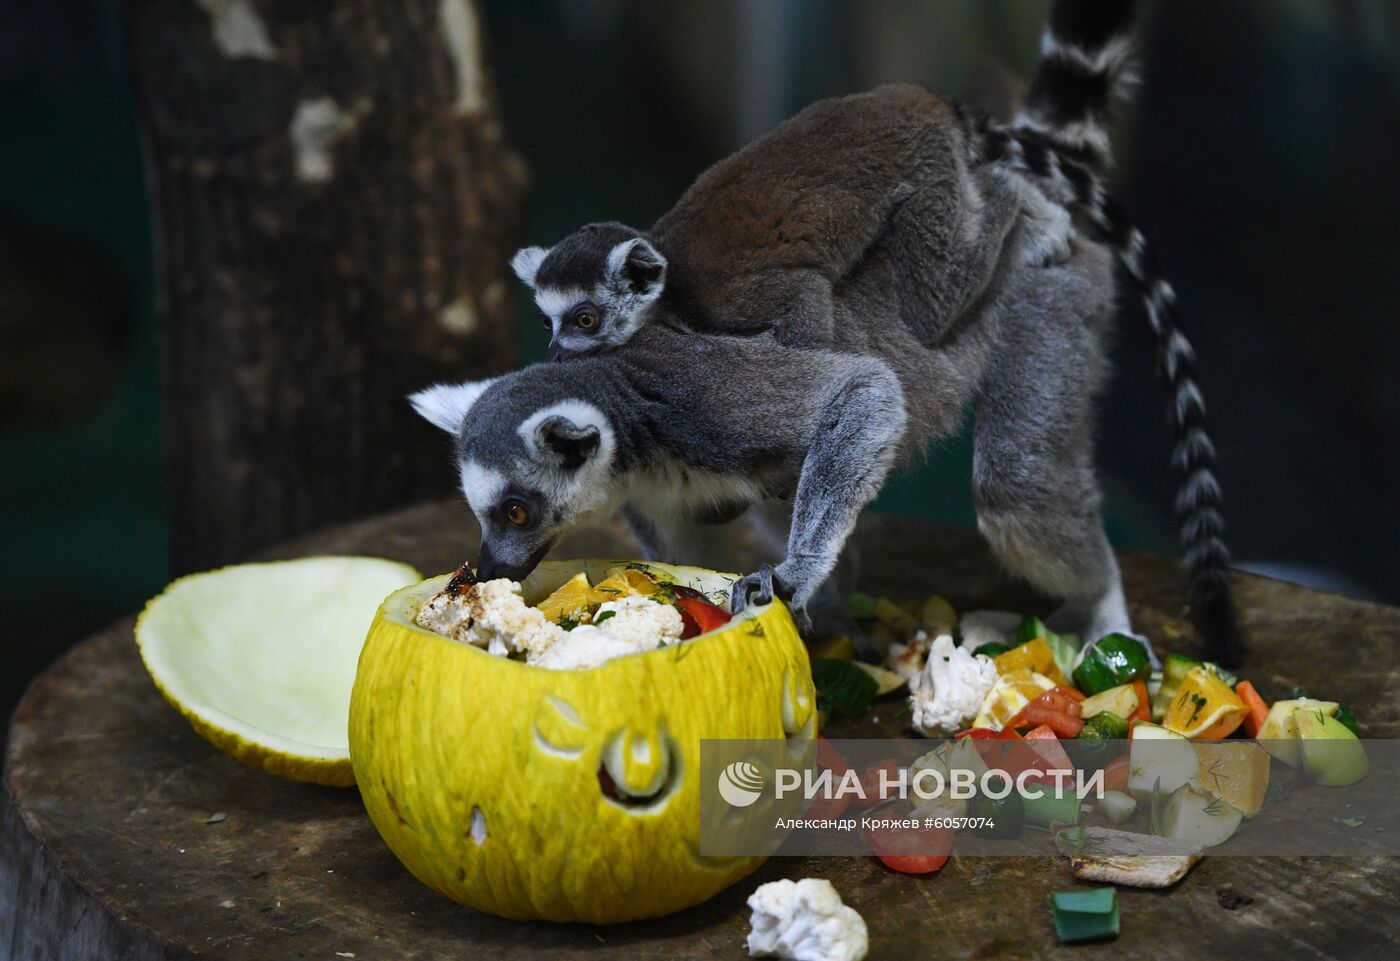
[1236, 680, 1270, 738]
[1130, 679, 1151, 723]
[1102, 754, 1131, 793]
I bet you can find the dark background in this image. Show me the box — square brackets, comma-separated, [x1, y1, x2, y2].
[3, 0, 1398, 730]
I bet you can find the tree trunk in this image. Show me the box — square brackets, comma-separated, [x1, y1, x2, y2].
[124, 0, 528, 574]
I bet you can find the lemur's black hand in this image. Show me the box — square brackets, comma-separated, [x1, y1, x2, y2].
[730, 564, 778, 613]
[730, 565, 809, 634]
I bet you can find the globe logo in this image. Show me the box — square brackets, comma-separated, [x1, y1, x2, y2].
[717, 760, 766, 807]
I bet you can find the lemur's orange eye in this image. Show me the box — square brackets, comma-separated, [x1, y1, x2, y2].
[505, 501, 529, 526]
[539, 313, 551, 330]
[576, 310, 598, 330]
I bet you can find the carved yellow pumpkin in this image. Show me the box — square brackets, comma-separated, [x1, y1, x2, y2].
[348, 560, 816, 923]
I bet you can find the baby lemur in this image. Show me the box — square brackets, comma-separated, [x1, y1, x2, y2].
[413, 0, 1243, 665]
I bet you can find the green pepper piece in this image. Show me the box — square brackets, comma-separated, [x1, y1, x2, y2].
[1015, 616, 1049, 645]
[971, 641, 1012, 660]
[1072, 634, 1152, 695]
[969, 790, 1024, 838]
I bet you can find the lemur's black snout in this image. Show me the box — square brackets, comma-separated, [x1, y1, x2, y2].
[475, 540, 511, 581]
[475, 539, 554, 583]
[546, 342, 567, 363]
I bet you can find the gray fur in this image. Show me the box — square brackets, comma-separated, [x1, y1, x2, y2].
[415, 226, 1123, 645]
[418, 0, 1241, 662]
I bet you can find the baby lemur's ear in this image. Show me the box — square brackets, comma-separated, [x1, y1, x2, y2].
[511, 246, 550, 287]
[534, 415, 601, 471]
[606, 238, 667, 301]
[408, 379, 495, 434]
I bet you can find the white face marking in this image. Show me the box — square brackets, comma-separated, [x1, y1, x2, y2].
[535, 286, 586, 326]
[459, 459, 507, 518]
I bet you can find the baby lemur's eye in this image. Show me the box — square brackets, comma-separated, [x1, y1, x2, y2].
[505, 500, 529, 526]
[575, 309, 598, 331]
[538, 313, 551, 330]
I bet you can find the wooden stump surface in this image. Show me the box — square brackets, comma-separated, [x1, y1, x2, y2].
[4, 501, 1400, 960]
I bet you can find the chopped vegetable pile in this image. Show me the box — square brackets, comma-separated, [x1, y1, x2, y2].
[807, 591, 1372, 899]
[415, 562, 734, 670]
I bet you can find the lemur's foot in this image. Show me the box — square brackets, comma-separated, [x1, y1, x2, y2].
[730, 564, 810, 634]
[1050, 588, 1161, 671]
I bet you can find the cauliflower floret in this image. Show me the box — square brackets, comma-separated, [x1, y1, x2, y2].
[886, 629, 931, 680]
[415, 578, 565, 657]
[530, 594, 684, 670]
[463, 579, 567, 656]
[417, 576, 687, 670]
[907, 633, 997, 735]
[956, 609, 1022, 652]
[593, 594, 684, 647]
[529, 626, 639, 670]
[746, 878, 868, 961]
[413, 588, 475, 640]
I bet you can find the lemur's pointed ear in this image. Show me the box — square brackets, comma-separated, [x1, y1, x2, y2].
[511, 246, 549, 287]
[408, 380, 495, 434]
[606, 238, 667, 301]
[534, 416, 601, 471]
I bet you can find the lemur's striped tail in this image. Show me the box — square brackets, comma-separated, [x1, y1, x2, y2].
[1015, 0, 1137, 172]
[1098, 197, 1244, 667]
[974, 119, 1245, 667]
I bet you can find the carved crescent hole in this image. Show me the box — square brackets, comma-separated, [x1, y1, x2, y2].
[468, 805, 487, 847]
[533, 726, 585, 759]
[597, 731, 682, 814]
[531, 694, 588, 759]
[780, 669, 817, 758]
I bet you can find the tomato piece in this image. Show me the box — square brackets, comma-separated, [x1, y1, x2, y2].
[955, 728, 999, 740]
[1011, 702, 1085, 738]
[877, 853, 950, 875]
[800, 735, 853, 817]
[675, 594, 732, 638]
[1052, 684, 1086, 702]
[976, 727, 1046, 777]
[849, 759, 900, 808]
[1006, 687, 1085, 737]
[815, 734, 851, 776]
[864, 819, 954, 875]
[1023, 724, 1076, 771]
[803, 791, 851, 820]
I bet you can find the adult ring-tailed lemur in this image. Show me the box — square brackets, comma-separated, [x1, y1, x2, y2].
[411, 0, 1244, 666]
